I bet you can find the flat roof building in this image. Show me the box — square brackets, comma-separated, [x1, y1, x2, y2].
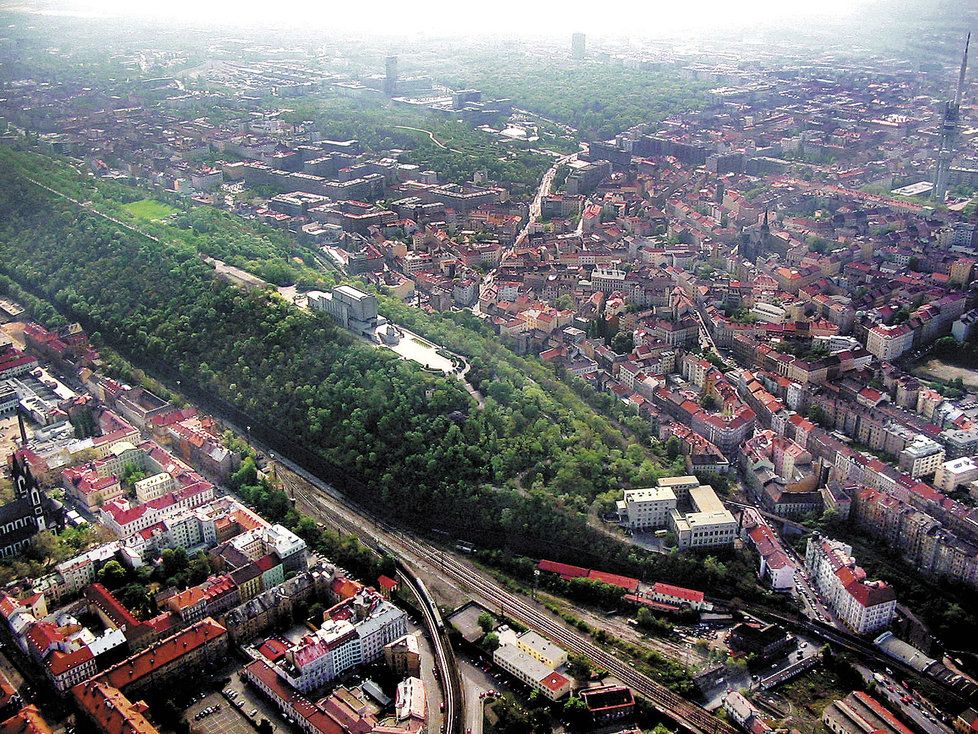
[617, 487, 677, 529]
[307, 285, 381, 338]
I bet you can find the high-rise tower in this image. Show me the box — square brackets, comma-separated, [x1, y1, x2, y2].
[384, 55, 398, 97]
[571, 32, 586, 60]
[934, 33, 970, 201]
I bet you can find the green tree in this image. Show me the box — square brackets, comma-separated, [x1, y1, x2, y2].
[563, 695, 589, 729]
[231, 456, 258, 489]
[482, 632, 500, 652]
[566, 652, 593, 681]
[555, 294, 576, 311]
[117, 583, 154, 618]
[97, 560, 127, 588]
[491, 695, 535, 734]
[808, 404, 832, 428]
[120, 462, 148, 487]
[478, 612, 495, 633]
[665, 435, 682, 461]
[611, 330, 634, 354]
[187, 552, 215, 585]
[701, 393, 720, 411]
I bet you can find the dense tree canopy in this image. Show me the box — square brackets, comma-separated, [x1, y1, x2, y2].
[0, 147, 660, 568]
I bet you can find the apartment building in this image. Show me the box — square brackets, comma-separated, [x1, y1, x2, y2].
[851, 487, 978, 590]
[866, 323, 914, 362]
[805, 534, 896, 634]
[272, 589, 407, 693]
[898, 436, 945, 478]
[934, 456, 978, 493]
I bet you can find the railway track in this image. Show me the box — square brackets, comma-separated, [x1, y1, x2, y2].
[279, 471, 463, 734]
[281, 468, 734, 734]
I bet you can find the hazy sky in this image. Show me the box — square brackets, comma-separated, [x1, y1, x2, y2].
[3, 0, 873, 36]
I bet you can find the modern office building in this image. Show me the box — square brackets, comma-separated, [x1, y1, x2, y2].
[667, 485, 737, 551]
[384, 56, 398, 96]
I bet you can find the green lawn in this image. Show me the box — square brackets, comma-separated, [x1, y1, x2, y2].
[122, 198, 178, 221]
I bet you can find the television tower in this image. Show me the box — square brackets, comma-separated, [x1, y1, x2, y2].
[933, 33, 970, 201]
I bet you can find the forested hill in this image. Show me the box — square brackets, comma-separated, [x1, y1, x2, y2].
[0, 147, 664, 568]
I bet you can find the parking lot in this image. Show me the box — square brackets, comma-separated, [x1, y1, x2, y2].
[186, 692, 255, 734]
[218, 670, 295, 734]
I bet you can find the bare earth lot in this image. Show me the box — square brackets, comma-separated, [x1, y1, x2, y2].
[912, 357, 978, 389]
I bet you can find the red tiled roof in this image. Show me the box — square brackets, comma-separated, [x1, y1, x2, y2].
[652, 582, 705, 604]
[0, 706, 53, 734]
[86, 584, 140, 630]
[99, 618, 226, 690]
[587, 570, 640, 593]
[257, 638, 289, 663]
[623, 594, 680, 613]
[47, 646, 94, 676]
[852, 692, 914, 734]
[0, 594, 21, 620]
[25, 622, 63, 653]
[72, 682, 155, 734]
[329, 577, 363, 602]
[845, 579, 895, 608]
[538, 671, 570, 693]
[537, 560, 589, 579]
[168, 587, 205, 610]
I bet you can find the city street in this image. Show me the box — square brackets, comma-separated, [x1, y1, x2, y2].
[856, 666, 954, 734]
[458, 656, 497, 734]
[515, 150, 579, 245]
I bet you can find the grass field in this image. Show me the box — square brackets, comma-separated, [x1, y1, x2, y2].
[122, 198, 178, 221]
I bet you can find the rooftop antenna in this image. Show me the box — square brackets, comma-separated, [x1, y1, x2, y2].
[955, 32, 971, 108]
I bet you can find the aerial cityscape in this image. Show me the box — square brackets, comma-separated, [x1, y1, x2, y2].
[0, 2, 976, 734]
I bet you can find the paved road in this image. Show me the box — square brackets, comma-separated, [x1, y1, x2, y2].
[189, 690, 257, 734]
[515, 150, 579, 246]
[699, 633, 820, 710]
[393, 126, 467, 155]
[458, 657, 494, 734]
[397, 571, 461, 734]
[856, 666, 953, 734]
[277, 473, 461, 734]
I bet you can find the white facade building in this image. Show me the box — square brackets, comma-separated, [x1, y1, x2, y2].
[668, 485, 737, 550]
[934, 456, 978, 492]
[274, 589, 407, 693]
[805, 534, 896, 635]
[617, 487, 677, 529]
